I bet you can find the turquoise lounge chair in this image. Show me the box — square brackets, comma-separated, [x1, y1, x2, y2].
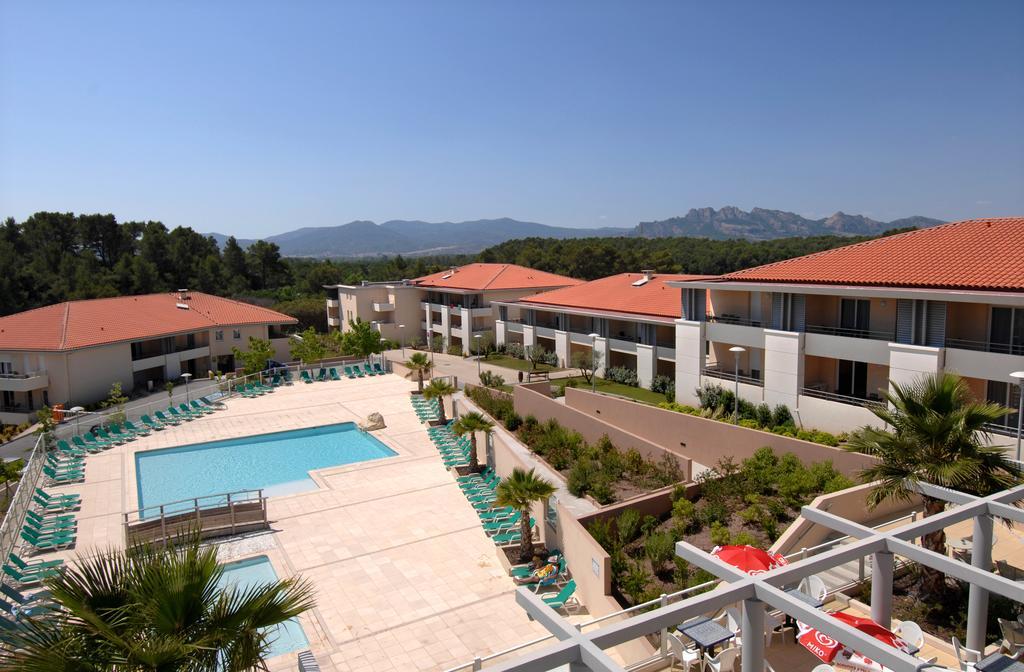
[167, 407, 190, 422]
[156, 410, 180, 426]
[71, 436, 100, 453]
[541, 580, 578, 611]
[56, 440, 86, 457]
[362, 363, 376, 377]
[8, 553, 63, 573]
[2, 564, 57, 587]
[300, 370, 313, 384]
[329, 368, 341, 381]
[33, 495, 77, 513]
[343, 366, 357, 379]
[34, 489, 79, 507]
[43, 466, 83, 484]
[178, 403, 198, 419]
[94, 427, 122, 445]
[81, 433, 110, 450]
[141, 415, 164, 431]
[21, 528, 76, 551]
[373, 362, 385, 375]
[189, 400, 214, 416]
[316, 368, 327, 382]
[108, 425, 134, 442]
[125, 420, 150, 436]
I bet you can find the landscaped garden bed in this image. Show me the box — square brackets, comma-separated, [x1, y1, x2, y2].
[466, 386, 682, 504]
[586, 448, 853, 606]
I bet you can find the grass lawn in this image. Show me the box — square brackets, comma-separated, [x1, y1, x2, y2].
[555, 376, 668, 405]
[482, 354, 563, 373]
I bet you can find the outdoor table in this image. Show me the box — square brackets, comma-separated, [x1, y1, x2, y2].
[977, 653, 1024, 672]
[677, 617, 735, 657]
[784, 587, 823, 628]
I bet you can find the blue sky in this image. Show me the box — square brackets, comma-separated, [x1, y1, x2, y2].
[1, 1, 1022, 237]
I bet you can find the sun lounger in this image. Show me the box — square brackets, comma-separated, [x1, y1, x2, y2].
[373, 363, 385, 375]
[7, 553, 63, 574]
[56, 440, 86, 457]
[155, 410, 180, 426]
[42, 466, 83, 484]
[34, 490, 79, 507]
[300, 370, 313, 384]
[21, 528, 76, 551]
[141, 415, 164, 431]
[362, 363, 376, 377]
[167, 407, 191, 422]
[189, 400, 214, 416]
[108, 424, 134, 442]
[316, 368, 327, 382]
[329, 368, 341, 381]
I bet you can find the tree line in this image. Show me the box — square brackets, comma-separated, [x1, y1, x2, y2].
[0, 210, 906, 319]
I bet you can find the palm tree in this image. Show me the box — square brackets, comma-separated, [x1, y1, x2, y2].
[404, 352, 433, 393]
[495, 468, 557, 562]
[0, 536, 315, 671]
[846, 372, 1020, 596]
[453, 411, 495, 472]
[422, 379, 456, 423]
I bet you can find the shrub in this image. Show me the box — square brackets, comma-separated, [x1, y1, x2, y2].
[605, 366, 639, 387]
[644, 532, 675, 568]
[672, 556, 690, 587]
[616, 508, 643, 543]
[504, 412, 522, 432]
[620, 560, 654, 604]
[589, 477, 615, 504]
[505, 342, 525, 359]
[670, 483, 689, 502]
[771, 404, 794, 427]
[732, 530, 759, 547]
[587, 518, 619, 553]
[698, 499, 730, 527]
[709, 521, 732, 546]
[738, 419, 759, 430]
[479, 370, 506, 388]
[650, 375, 674, 395]
[672, 497, 699, 534]
[640, 514, 660, 538]
[623, 448, 645, 474]
[567, 458, 597, 496]
[753, 403, 772, 428]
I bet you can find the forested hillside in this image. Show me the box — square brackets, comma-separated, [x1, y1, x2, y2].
[0, 211, 909, 320]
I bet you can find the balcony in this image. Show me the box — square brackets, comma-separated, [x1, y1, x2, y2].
[608, 337, 638, 354]
[0, 370, 49, 392]
[372, 301, 395, 312]
[703, 365, 763, 387]
[505, 321, 524, 334]
[706, 313, 763, 328]
[945, 338, 1024, 381]
[0, 407, 35, 425]
[327, 316, 340, 327]
[326, 298, 339, 308]
[804, 331, 890, 366]
[656, 346, 675, 361]
[946, 337, 1024, 357]
[806, 324, 894, 342]
[800, 386, 883, 408]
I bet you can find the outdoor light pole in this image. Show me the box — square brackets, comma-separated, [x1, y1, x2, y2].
[70, 406, 84, 436]
[1011, 371, 1024, 462]
[474, 334, 483, 377]
[398, 324, 406, 356]
[588, 332, 601, 393]
[729, 346, 746, 422]
[181, 372, 192, 405]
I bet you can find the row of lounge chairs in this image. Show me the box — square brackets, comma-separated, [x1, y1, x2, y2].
[17, 475, 82, 554]
[413, 396, 442, 423]
[299, 363, 386, 384]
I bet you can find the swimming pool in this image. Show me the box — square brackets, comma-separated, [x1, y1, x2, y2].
[135, 422, 395, 514]
[218, 555, 309, 658]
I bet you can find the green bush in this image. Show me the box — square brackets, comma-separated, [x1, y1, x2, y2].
[640, 514, 660, 538]
[620, 560, 654, 604]
[587, 518, 619, 553]
[738, 418, 759, 430]
[505, 412, 522, 432]
[771, 404, 794, 427]
[754, 403, 773, 428]
[589, 477, 615, 505]
[567, 458, 597, 495]
[650, 375, 675, 397]
[644, 532, 675, 567]
[732, 530, 759, 547]
[616, 508, 643, 543]
[672, 556, 690, 587]
[672, 497, 698, 535]
[697, 499, 730, 527]
[709, 521, 732, 546]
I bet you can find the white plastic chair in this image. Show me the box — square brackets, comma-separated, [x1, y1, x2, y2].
[897, 620, 925, 650]
[665, 632, 701, 672]
[764, 609, 785, 647]
[952, 636, 982, 672]
[810, 665, 836, 672]
[798, 574, 829, 602]
[704, 646, 740, 672]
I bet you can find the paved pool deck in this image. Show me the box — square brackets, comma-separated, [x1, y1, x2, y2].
[32, 374, 553, 671]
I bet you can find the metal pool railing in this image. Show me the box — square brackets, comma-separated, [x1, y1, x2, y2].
[123, 489, 268, 546]
[0, 433, 48, 586]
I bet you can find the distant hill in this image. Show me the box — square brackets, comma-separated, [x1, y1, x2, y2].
[209, 208, 945, 257]
[636, 207, 945, 240]
[208, 218, 629, 257]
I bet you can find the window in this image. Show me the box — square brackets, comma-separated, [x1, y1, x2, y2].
[987, 380, 1021, 429]
[839, 299, 870, 335]
[232, 329, 241, 340]
[990, 307, 1024, 355]
[215, 330, 224, 341]
[0, 361, 12, 375]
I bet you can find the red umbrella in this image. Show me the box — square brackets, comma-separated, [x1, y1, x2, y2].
[710, 545, 788, 575]
[797, 612, 913, 666]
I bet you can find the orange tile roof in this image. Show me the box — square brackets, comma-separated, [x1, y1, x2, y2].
[413, 263, 583, 291]
[520, 273, 711, 320]
[720, 217, 1024, 291]
[0, 292, 297, 352]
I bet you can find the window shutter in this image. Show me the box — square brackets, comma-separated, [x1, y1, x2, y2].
[771, 293, 784, 330]
[792, 294, 806, 332]
[895, 299, 913, 344]
[926, 301, 947, 348]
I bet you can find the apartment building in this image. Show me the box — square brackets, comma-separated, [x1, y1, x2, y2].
[0, 291, 296, 424]
[325, 263, 581, 354]
[669, 217, 1024, 434]
[494, 272, 709, 388]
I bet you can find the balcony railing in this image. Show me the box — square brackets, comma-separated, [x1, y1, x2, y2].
[706, 313, 763, 328]
[0, 370, 45, 380]
[805, 324, 895, 341]
[946, 338, 1024, 356]
[801, 387, 883, 408]
[703, 366, 763, 387]
[984, 421, 1021, 438]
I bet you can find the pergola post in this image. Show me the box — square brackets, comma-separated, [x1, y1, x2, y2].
[870, 550, 894, 628]
[966, 513, 994, 652]
[741, 598, 766, 672]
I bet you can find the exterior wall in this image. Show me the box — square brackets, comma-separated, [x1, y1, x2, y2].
[803, 332, 890, 366]
[636, 343, 655, 388]
[553, 330, 570, 367]
[888, 343, 943, 391]
[945, 346, 1024, 382]
[559, 387, 877, 477]
[674, 319, 703, 405]
[794, 393, 882, 433]
[763, 329, 802, 409]
[708, 289, 752, 319]
[946, 301, 990, 342]
[65, 343, 134, 405]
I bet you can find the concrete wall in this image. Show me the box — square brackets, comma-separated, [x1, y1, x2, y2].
[794, 394, 882, 433]
[771, 482, 921, 558]
[65, 343, 134, 405]
[560, 387, 877, 477]
[514, 385, 694, 482]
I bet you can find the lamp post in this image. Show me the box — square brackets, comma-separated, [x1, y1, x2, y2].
[728, 346, 746, 422]
[1011, 371, 1024, 462]
[398, 324, 406, 356]
[181, 372, 192, 405]
[69, 406, 84, 436]
[588, 333, 601, 393]
[474, 334, 483, 377]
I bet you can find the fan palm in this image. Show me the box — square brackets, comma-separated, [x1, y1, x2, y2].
[846, 372, 1020, 596]
[453, 411, 495, 472]
[0, 536, 316, 671]
[494, 468, 556, 562]
[422, 379, 456, 423]
[404, 352, 433, 393]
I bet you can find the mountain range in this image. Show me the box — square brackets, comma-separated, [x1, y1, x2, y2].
[208, 208, 945, 258]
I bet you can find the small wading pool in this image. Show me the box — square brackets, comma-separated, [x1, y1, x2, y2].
[135, 422, 395, 515]
[219, 555, 309, 658]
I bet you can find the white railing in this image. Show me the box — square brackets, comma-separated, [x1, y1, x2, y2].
[442, 510, 922, 672]
[0, 433, 48, 587]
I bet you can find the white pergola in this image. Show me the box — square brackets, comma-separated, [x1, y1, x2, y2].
[487, 483, 1024, 672]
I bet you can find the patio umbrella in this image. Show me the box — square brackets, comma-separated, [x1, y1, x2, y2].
[797, 612, 913, 668]
[710, 545, 788, 575]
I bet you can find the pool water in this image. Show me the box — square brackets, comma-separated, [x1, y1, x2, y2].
[218, 555, 309, 658]
[135, 422, 395, 514]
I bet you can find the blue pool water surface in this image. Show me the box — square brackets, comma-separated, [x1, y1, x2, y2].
[218, 555, 309, 658]
[135, 422, 395, 513]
